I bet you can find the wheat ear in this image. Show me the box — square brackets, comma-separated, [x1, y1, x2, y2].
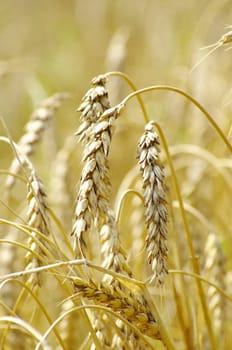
[137, 121, 168, 285]
[73, 278, 161, 340]
[25, 168, 50, 287]
[72, 104, 122, 256]
[6, 92, 69, 191]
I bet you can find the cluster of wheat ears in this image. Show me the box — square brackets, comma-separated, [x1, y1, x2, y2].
[0, 30, 232, 350]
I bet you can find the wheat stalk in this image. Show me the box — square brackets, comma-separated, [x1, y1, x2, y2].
[137, 121, 168, 285]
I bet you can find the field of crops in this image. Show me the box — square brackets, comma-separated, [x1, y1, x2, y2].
[0, 1, 231, 349]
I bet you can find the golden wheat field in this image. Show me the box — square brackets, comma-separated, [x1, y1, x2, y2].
[0, 1, 232, 349]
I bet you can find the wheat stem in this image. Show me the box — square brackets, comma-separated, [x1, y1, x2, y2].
[154, 122, 217, 350]
[169, 270, 232, 302]
[120, 85, 232, 153]
[115, 188, 144, 224]
[105, 71, 149, 123]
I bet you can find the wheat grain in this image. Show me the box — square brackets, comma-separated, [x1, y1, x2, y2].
[137, 121, 168, 285]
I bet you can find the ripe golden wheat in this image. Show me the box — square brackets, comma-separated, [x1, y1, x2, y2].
[0, 63, 231, 350]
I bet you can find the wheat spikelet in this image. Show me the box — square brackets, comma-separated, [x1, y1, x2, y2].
[204, 233, 225, 345]
[6, 92, 69, 191]
[73, 278, 161, 340]
[25, 168, 50, 287]
[75, 75, 110, 143]
[137, 121, 168, 285]
[72, 106, 122, 256]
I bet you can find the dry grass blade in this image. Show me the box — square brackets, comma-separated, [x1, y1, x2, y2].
[137, 121, 168, 285]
